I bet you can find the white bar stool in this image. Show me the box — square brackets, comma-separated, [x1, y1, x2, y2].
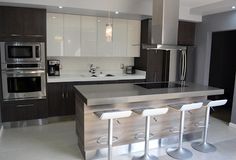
[191, 99, 227, 153]
[166, 102, 203, 160]
[94, 109, 132, 160]
[132, 107, 169, 160]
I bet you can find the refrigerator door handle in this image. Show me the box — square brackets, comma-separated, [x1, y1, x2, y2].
[183, 50, 187, 81]
[180, 51, 184, 81]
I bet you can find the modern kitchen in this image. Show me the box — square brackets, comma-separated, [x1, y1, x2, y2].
[0, 0, 236, 160]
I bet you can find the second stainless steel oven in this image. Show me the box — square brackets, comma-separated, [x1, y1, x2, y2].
[1, 69, 46, 100]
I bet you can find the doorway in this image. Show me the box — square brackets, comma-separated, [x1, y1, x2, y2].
[209, 30, 236, 122]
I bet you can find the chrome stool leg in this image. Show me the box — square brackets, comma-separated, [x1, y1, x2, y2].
[108, 119, 113, 160]
[191, 106, 216, 153]
[133, 116, 159, 160]
[167, 111, 193, 159]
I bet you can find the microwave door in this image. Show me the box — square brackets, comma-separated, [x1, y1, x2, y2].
[6, 45, 34, 63]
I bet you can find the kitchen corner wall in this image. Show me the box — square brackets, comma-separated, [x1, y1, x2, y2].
[195, 10, 236, 85]
[47, 57, 134, 73]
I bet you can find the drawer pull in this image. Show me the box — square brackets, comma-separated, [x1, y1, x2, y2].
[16, 104, 34, 108]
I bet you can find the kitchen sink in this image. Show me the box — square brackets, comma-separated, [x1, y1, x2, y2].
[90, 74, 115, 77]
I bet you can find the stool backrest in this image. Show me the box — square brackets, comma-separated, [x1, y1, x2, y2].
[142, 108, 169, 117]
[181, 102, 203, 111]
[207, 99, 227, 108]
[100, 111, 132, 120]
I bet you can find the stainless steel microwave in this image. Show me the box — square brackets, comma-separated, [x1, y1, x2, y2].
[0, 42, 45, 64]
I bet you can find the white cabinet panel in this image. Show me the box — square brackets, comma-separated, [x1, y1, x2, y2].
[47, 13, 64, 56]
[97, 17, 113, 57]
[127, 20, 141, 57]
[113, 19, 127, 57]
[81, 16, 97, 56]
[64, 14, 81, 56]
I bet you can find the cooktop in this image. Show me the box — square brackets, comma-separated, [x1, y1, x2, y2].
[135, 82, 188, 89]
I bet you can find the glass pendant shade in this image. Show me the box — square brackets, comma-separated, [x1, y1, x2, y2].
[106, 23, 113, 42]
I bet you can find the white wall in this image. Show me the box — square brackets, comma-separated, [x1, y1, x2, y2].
[48, 57, 134, 74]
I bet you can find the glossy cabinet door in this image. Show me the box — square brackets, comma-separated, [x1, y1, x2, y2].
[127, 20, 141, 57]
[97, 17, 113, 57]
[64, 14, 81, 56]
[80, 16, 97, 56]
[113, 19, 128, 57]
[47, 13, 64, 56]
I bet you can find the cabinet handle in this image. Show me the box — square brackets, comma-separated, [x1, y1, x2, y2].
[25, 34, 44, 37]
[66, 92, 69, 98]
[132, 44, 140, 46]
[62, 92, 65, 99]
[10, 34, 22, 37]
[154, 72, 157, 82]
[16, 104, 34, 108]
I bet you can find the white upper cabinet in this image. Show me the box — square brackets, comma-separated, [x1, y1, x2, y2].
[112, 19, 128, 57]
[80, 16, 97, 56]
[97, 17, 113, 57]
[127, 20, 141, 57]
[47, 13, 64, 56]
[63, 14, 81, 56]
[47, 13, 141, 57]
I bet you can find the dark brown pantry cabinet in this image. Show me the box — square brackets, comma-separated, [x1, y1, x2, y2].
[0, 6, 46, 41]
[178, 21, 196, 46]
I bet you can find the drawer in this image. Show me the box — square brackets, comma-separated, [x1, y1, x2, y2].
[1, 99, 48, 122]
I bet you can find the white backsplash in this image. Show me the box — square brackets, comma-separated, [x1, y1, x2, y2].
[47, 57, 134, 74]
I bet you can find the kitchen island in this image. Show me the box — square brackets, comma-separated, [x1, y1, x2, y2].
[74, 82, 224, 159]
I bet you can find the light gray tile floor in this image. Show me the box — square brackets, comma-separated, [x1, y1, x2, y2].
[0, 117, 236, 160]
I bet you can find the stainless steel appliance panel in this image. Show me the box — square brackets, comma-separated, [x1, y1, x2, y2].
[2, 70, 46, 100]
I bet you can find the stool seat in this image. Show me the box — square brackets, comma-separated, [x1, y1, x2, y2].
[191, 99, 227, 153]
[95, 110, 132, 120]
[169, 102, 203, 111]
[133, 107, 169, 117]
[207, 99, 227, 108]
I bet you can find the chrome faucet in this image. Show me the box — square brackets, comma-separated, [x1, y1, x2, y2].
[89, 64, 99, 75]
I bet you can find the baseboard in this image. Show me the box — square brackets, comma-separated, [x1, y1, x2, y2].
[229, 122, 236, 128]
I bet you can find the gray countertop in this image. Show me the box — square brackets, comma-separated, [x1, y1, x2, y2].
[74, 82, 224, 106]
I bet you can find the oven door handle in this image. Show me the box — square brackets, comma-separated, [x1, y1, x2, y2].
[2, 70, 45, 74]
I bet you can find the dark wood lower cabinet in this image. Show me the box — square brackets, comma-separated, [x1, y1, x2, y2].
[1, 99, 48, 122]
[47, 79, 145, 117]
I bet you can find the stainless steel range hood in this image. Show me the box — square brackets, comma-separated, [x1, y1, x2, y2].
[143, 0, 186, 51]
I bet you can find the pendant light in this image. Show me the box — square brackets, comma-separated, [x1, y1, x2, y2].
[105, 1, 112, 42]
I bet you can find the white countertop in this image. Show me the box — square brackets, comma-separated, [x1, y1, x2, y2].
[47, 70, 146, 83]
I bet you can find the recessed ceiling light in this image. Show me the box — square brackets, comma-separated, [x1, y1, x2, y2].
[232, 6, 235, 9]
[115, 11, 119, 14]
[58, 6, 63, 9]
[52, 16, 57, 19]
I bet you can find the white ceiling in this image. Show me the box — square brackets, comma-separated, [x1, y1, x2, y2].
[181, 0, 223, 8]
[0, 0, 236, 22]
